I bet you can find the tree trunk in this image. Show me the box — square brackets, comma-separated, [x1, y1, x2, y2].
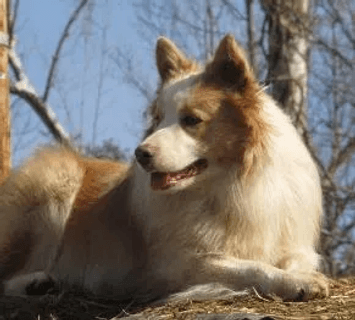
[0, 0, 10, 180]
[246, 0, 258, 77]
[262, 0, 309, 138]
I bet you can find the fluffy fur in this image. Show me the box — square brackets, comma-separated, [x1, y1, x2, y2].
[0, 35, 328, 301]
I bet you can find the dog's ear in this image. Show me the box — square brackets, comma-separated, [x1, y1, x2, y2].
[207, 34, 254, 91]
[156, 37, 195, 83]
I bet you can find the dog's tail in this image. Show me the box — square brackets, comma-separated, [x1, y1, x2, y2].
[0, 147, 84, 286]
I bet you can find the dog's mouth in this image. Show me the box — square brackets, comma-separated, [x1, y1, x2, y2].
[151, 159, 208, 190]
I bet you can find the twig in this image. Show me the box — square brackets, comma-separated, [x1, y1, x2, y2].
[92, 26, 107, 146]
[42, 0, 89, 103]
[221, 0, 247, 20]
[75, 297, 114, 309]
[345, 289, 355, 295]
[252, 287, 272, 302]
[110, 299, 135, 319]
[327, 137, 355, 178]
[314, 38, 353, 69]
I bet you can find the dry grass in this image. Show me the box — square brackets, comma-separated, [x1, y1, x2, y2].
[0, 278, 354, 320]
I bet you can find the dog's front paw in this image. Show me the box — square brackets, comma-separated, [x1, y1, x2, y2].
[272, 271, 329, 301]
[4, 272, 56, 296]
[25, 274, 56, 295]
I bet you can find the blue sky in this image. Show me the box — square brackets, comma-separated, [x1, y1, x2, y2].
[12, 1, 155, 165]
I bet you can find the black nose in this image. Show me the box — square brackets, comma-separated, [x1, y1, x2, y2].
[135, 146, 153, 169]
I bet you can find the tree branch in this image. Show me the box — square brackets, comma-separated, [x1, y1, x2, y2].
[42, 0, 89, 103]
[110, 49, 154, 102]
[315, 38, 353, 69]
[221, 0, 246, 20]
[328, 137, 355, 178]
[246, 0, 258, 76]
[8, 0, 19, 45]
[9, 45, 73, 148]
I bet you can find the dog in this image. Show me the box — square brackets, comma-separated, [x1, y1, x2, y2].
[0, 35, 328, 302]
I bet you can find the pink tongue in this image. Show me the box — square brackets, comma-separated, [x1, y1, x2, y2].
[150, 159, 208, 190]
[151, 172, 180, 190]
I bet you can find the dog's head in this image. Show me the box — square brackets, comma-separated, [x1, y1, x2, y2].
[135, 35, 269, 192]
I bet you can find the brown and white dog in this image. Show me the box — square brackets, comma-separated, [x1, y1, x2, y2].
[0, 35, 328, 301]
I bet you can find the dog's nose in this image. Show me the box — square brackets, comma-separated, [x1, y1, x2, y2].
[135, 146, 153, 170]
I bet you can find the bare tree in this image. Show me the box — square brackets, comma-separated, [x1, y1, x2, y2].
[84, 138, 126, 160]
[309, 0, 355, 276]
[261, 0, 309, 138]
[246, 0, 258, 76]
[8, 0, 90, 150]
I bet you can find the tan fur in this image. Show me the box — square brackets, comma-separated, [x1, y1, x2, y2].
[156, 37, 200, 83]
[0, 35, 328, 301]
[0, 147, 128, 283]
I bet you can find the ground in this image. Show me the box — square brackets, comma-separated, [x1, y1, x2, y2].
[0, 278, 353, 320]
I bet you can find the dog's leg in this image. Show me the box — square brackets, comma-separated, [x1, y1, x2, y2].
[168, 255, 328, 302]
[0, 148, 83, 295]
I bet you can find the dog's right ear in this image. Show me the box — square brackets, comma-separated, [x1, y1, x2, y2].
[156, 37, 195, 83]
[206, 34, 254, 91]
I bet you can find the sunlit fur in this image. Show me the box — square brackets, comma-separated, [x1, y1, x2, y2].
[0, 35, 328, 301]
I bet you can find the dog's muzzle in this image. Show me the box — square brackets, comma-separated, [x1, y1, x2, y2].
[135, 146, 154, 171]
[135, 145, 208, 190]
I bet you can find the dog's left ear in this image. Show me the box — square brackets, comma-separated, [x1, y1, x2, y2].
[156, 37, 196, 83]
[207, 34, 254, 91]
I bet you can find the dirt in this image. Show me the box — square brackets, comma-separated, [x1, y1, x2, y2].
[0, 278, 353, 320]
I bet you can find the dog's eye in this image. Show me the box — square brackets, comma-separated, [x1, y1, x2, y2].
[180, 115, 202, 127]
